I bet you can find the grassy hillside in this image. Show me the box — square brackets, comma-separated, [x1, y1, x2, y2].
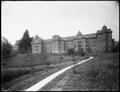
[1, 53, 83, 90]
[63, 52, 119, 91]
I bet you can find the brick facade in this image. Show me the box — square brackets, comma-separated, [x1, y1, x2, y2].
[31, 25, 113, 54]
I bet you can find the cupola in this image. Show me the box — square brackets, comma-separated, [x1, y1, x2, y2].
[102, 25, 107, 31]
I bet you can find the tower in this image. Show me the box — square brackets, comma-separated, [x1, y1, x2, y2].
[74, 31, 86, 52]
[96, 25, 112, 52]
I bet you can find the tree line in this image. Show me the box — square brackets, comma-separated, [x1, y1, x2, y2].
[1, 29, 32, 60]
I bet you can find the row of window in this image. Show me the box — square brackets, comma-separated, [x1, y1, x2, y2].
[32, 45, 41, 48]
[33, 48, 40, 52]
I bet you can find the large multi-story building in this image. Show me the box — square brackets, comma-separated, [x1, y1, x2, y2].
[31, 25, 113, 54]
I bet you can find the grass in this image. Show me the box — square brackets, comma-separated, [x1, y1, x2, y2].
[4, 52, 117, 91]
[62, 52, 119, 91]
[4, 65, 68, 91]
[2, 54, 50, 68]
[2, 53, 87, 68]
[1, 65, 50, 90]
[2, 53, 75, 68]
[1, 52, 87, 91]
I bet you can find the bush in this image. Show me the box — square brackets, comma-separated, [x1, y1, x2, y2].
[67, 48, 74, 55]
[81, 52, 85, 56]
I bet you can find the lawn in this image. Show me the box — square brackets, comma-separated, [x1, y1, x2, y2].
[62, 52, 119, 91]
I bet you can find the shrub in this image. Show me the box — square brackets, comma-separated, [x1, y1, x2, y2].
[81, 52, 85, 56]
[67, 48, 74, 55]
[1, 69, 31, 85]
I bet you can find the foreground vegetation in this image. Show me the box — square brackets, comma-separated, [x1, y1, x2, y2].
[1, 51, 119, 91]
[1, 53, 86, 90]
[62, 52, 119, 91]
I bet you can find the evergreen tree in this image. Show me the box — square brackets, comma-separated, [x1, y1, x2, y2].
[18, 29, 32, 54]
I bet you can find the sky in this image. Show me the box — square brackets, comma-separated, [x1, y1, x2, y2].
[2, 1, 119, 45]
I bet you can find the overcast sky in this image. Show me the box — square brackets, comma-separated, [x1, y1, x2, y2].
[2, 1, 119, 44]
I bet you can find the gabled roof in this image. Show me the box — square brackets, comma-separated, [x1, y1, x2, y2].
[76, 31, 83, 38]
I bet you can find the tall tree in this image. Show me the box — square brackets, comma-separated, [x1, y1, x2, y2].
[1, 37, 13, 59]
[18, 29, 32, 53]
